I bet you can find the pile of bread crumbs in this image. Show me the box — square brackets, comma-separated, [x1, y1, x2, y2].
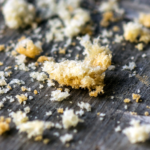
[0, 0, 150, 147]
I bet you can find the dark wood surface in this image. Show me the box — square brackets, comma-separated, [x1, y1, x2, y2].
[0, 0, 150, 150]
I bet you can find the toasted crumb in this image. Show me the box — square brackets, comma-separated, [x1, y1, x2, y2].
[43, 139, 50, 144]
[60, 134, 73, 144]
[146, 106, 150, 109]
[11, 111, 28, 126]
[123, 120, 150, 143]
[144, 111, 149, 116]
[34, 135, 43, 141]
[0, 116, 11, 135]
[21, 86, 27, 92]
[113, 26, 120, 32]
[130, 112, 137, 115]
[139, 13, 150, 28]
[37, 56, 54, 63]
[132, 93, 141, 103]
[16, 39, 42, 58]
[0, 45, 5, 51]
[124, 98, 131, 103]
[62, 109, 81, 129]
[135, 43, 144, 51]
[59, 47, 66, 54]
[0, 79, 7, 86]
[16, 94, 27, 104]
[0, 62, 3, 66]
[34, 90, 38, 95]
[5, 66, 12, 71]
[57, 108, 64, 114]
[43, 36, 112, 97]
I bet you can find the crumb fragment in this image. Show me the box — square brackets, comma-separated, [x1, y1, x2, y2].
[0, 45, 5, 51]
[62, 109, 81, 129]
[16, 39, 42, 58]
[135, 43, 144, 51]
[37, 56, 54, 63]
[132, 93, 141, 103]
[0, 102, 4, 109]
[0, 62, 3, 66]
[123, 120, 150, 143]
[0, 116, 11, 135]
[24, 107, 30, 114]
[43, 139, 50, 144]
[139, 13, 150, 28]
[11, 111, 28, 126]
[50, 90, 70, 102]
[34, 90, 38, 95]
[43, 36, 112, 97]
[2, 0, 35, 29]
[34, 135, 43, 141]
[21, 86, 27, 92]
[60, 134, 73, 144]
[122, 62, 136, 71]
[16, 94, 27, 104]
[57, 108, 64, 114]
[30, 72, 47, 82]
[77, 102, 91, 112]
[124, 98, 131, 103]
[144, 111, 149, 116]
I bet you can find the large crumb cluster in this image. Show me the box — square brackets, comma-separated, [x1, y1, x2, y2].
[43, 36, 112, 97]
[2, 0, 35, 29]
[0, 116, 11, 135]
[62, 109, 81, 129]
[16, 39, 42, 58]
[123, 120, 150, 143]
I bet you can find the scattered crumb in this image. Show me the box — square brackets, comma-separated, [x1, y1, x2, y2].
[43, 139, 50, 144]
[124, 98, 131, 103]
[34, 135, 43, 141]
[30, 72, 47, 82]
[16, 94, 27, 104]
[132, 93, 141, 103]
[57, 108, 64, 114]
[122, 62, 136, 71]
[34, 90, 38, 95]
[60, 134, 73, 144]
[45, 111, 52, 116]
[37, 56, 54, 63]
[0, 62, 3, 66]
[144, 111, 149, 116]
[115, 126, 121, 132]
[0, 45, 5, 51]
[77, 102, 91, 112]
[139, 13, 150, 28]
[135, 43, 144, 51]
[24, 107, 30, 114]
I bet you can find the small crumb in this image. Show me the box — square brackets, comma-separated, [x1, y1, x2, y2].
[43, 139, 50, 144]
[57, 108, 64, 114]
[34, 135, 43, 141]
[0, 62, 3, 66]
[34, 90, 38, 95]
[132, 93, 141, 103]
[142, 54, 147, 58]
[60, 134, 73, 144]
[21, 86, 27, 92]
[144, 111, 149, 116]
[24, 107, 30, 114]
[37, 56, 54, 63]
[45, 111, 52, 116]
[115, 126, 121, 132]
[135, 43, 144, 51]
[0, 45, 5, 51]
[124, 98, 131, 103]
[16, 94, 27, 104]
[130, 112, 137, 115]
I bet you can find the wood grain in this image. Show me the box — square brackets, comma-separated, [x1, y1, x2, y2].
[0, 0, 150, 150]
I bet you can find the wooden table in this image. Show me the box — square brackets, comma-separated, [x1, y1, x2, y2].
[0, 0, 150, 150]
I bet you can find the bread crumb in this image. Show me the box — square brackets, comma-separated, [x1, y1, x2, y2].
[24, 107, 30, 114]
[115, 126, 121, 132]
[122, 62, 136, 71]
[30, 72, 47, 82]
[135, 43, 144, 51]
[123, 120, 150, 143]
[124, 98, 131, 103]
[37, 56, 54, 63]
[59, 47, 66, 54]
[132, 93, 141, 103]
[146, 106, 150, 109]
[0, 45, 5, 51]
[57, 108, 64, 114]
[18, 120, 53, 139]
[144, 111, 149, 116]
[0, 62, 3, 66]
[34, 90, 38, 95]
[43, 139, 50, 144]
[16, 39, 42, 58]
[45, 111, 52, 116]
[60, 134, 73, 144]
[11, 111, 28, 126]
[62, 109, 81, 129]
[130, 112, 137, 115]
[139, 13, 150, 28]
[34, 135, 43, 141]
[43, 36, 112, 97]
[0, 116, 11, 135]
[0, 102, 4, 109]
[21, 86, 27, 92]
[16, 94, 27, 104]
[77, 102, 91, 112]
[113, 26, 120, 32]
[2, 0, 35, 29]
[50, 90, 70, 102]
[0, 79, 7, 86]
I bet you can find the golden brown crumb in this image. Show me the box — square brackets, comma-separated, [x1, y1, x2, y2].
[34, 90, 38, 95]
[0, 45, 5, 52]
[7, 84, 11, 89]
[37, 56, 49, 63]
[18, 36, 26, 42]
[59, 47, 66, 54]
[0, 62, 3, 66]
[71, 42, 76, 46]
[100, 11, 116, 27]
[43, 139, 50, 144]
[132, 93, 141, 103]
[124, 98, 131, 103]
[21, 86, 27, 92]
[146, 106, 150, 109]
[130, 112, 137, 115]
[0, 116, 11, 135]
[34, 62, 39, 67]
[16, 39, 42, 58]
[11, 50, 18, 56]
[57, 108, 64, 114]
[16, 94, 27, 104]
[97, 112, 100, 116]
[145, 111, 149, 116]
[57, 88, 63, 91]
[113, 26, 120, 32]
[5, 66, 11, 71]
[34, 135, 43, 141]
[139, 13, 150, 28]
